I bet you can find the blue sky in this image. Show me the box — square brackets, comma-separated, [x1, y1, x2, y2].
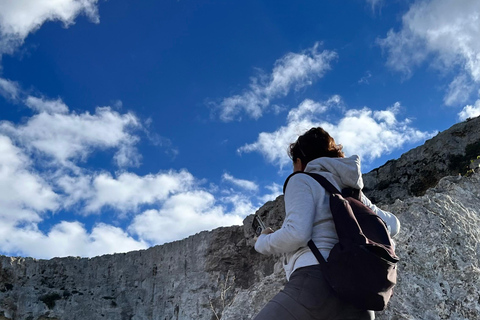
[1, 0, 480, 258]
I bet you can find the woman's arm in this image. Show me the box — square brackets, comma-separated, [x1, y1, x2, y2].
[255, 175, 319, 255]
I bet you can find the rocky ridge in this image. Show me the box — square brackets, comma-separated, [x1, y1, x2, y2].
[0, 116, 479, 320]
[363, 116, 480, 204]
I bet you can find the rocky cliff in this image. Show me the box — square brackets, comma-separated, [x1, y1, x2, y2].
[362, 116, 480, 204]
[224, 172, 480, 320]
[1, 117, 480, 320]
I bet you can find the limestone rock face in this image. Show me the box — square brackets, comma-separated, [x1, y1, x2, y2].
[363, 116, 480, 204]
[220, 173, 480, 320]
[222, 173, 480, 320]
[0, 118, 480, 320]
[378, 174, 480, 320]
[0, 227, 275, 320]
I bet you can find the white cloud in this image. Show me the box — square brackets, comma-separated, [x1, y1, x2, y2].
[444, 74, 475, 106]
[358, 71, 372, 85]
[222, 173, 258, 192]
[0, 135, 59, 224]
[129, 191, 244, 244]
[84, 170, 194, 213]
[0, 106, 141, 167]
[458, 100, 480, 120]
[0, 148, 249, 257]
[222, 194, 257, 217]
[0, 139, 250, 257]
[366, 0, 383, 11]
[0, 81, 143, 169]
[0, 0, 99, 55]
[55, 172, 93, 208]
[240, 98, 435, 168]
[113, 139, 142, 168]
[377, 29, 428, 77]
[25, 96, 69, 114]
[238, 97, 339, 168]
[0, 77, 20, 100]
[287, 98, 333, 123]
[217, 43, 337, 121]
[259, 183, 282, 204]
[1, 221, 147, 259]
[378, 0, 480, 106]
[320, 105, 433, 162]
[0, 111, 264, 258]
[1, 92, 250, 257]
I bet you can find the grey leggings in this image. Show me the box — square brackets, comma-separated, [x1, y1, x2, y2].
[253, 265, 375, 320]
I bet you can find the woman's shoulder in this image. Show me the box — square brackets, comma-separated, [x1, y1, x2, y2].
[283, 172, 323, 193]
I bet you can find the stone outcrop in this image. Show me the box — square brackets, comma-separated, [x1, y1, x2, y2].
[0, 117, 480, 320]
[222, 172, 480, 320]
[362, 116, 480, 204]
[0, 226, 276, 320]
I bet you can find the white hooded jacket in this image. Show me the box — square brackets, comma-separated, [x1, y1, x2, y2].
[255, 155, 400, 280]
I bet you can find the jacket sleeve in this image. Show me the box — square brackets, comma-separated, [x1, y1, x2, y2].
[255, 174, 319, 255]
[361, 193, 400, 237]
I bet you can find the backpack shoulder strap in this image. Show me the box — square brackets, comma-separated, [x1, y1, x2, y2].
[302, 172, 341, 195]
[308, 239, 327, 264]
[283, 172, 341, 195]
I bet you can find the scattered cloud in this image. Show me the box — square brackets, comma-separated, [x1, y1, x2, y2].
[238, 97, 340, 168]
[0, 133, 256, 257]
[0, 77, 20, 100]
[320, 104, 434, 162]
[0, 106, 141, 167]
[0, 135, 59, 224]
[366, 0, 383, 12]
[259, 183, 283, 204]
[377, 29, 428, 77]
[358, 71, 372, 85]
[286, 98, 333, 123]
[1, 221, 147, 259]
[0, 126, 149, 258]
[458, 100, 480, 121]
[240, 98, 435, 169]
[112, 99, 123, 109]
[129, 191, 244, 244]
[222, 173, 259, 192]
[2, 136, 148, 259]
[25, 96, 69, 114]
[378, 0, 480, 106]
[83, 170, 195, 213]
[0, 84, 260, 258]
[0, 87, 233, 257]
[444, 74, 475, 106]
[0, 0, 453, 260]
[113, 140, 142, 168]
[220, 193, 257, 217]
[0, 0, 100, 55]
[0, 141, 256, 258]
[216, 43, 337, 121]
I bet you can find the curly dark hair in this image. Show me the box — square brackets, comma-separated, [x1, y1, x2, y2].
[288, 127, 344, 164]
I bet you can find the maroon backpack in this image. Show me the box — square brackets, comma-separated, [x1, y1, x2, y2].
[284, 172, 399, 311]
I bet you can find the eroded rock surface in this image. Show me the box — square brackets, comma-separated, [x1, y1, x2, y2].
[0, 227, 274, 320]
[222, 173, 480, 320]
[363, 116, 480, 204]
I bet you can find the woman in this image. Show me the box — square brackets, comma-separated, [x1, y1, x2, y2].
[254, 127, 400, 320]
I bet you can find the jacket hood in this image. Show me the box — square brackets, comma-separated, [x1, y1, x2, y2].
[304, 155, 364, 189]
